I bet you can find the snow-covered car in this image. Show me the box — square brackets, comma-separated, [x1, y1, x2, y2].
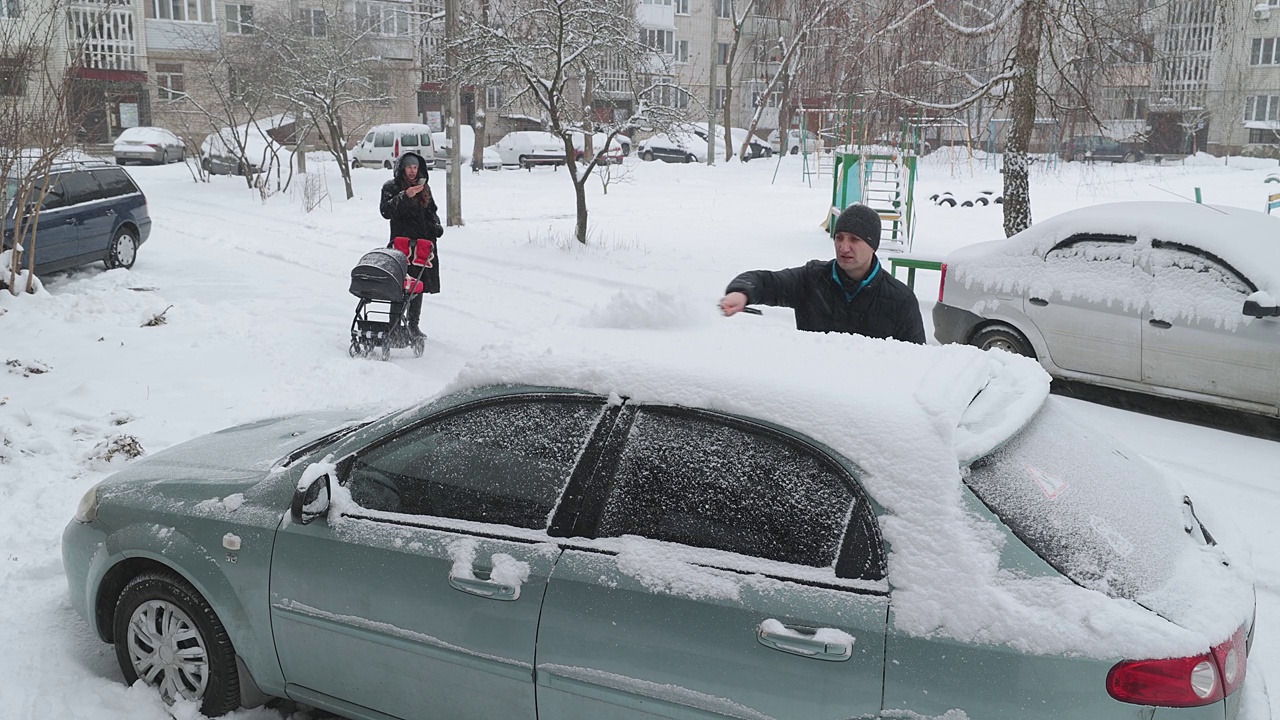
[199, 123, 282, 177]
[113, 127, 185, 165]
[637, 132, 707, 163]
[569, 131, 626, 165]
[493, 131, 567, 169]
[688, 123, 772, 160]
[768, 128, 820, 155]
[61, 327, 1260, 719]
[430, 125, 502, 170]
[934, 201, 1280, 417]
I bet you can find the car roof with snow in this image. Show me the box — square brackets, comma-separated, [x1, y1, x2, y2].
[951, 201, 1280, 293]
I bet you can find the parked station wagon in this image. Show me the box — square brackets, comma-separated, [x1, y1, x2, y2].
[2, 161, 150, 276]
[63, 329, 1260, 720]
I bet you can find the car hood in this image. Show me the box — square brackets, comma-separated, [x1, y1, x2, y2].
[98, 408, 376, 497]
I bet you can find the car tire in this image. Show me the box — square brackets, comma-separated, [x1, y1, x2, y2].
[160, 150, 168, 165]
[1072, 151, 1086, 162]
[790, 146, 799, 155]
[762, 148, 773, 158]
[351, 158, 362, 169]
[1123, 152, 1137, 163]
[684, 154, 694, 163]
[971, 325, 1034, 357]
[641, 151, 654, 162]
[201, 158, 213, 174]
[519, 155, 529, 170]
[104, 227, 139, 270]
[112, 571, 241, 717]
[383, 160, 393, 170]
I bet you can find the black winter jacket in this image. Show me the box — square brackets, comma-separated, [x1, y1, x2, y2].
[726, 258, 926, 344]
[380, 152, 444, 293]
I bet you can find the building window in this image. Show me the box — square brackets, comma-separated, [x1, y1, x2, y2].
[153, 0, 214, 22]
[300, 8, 326, 37]
[2, 0, 20, 18]
[224, 3, 252, 33]
[640, 28, 673, 55]
[674, 0, 688, 13]
[674, 39, 688, 63]
[0, 57, 25, 96]
[356, 1, 408, 36]
[640, 0, 671, 5]
[716, 42, 729, 65]
[1250, 37, 1279, 66]
[1249, 128, 1280, 144]
[1246, 95, 1280, 122]
[714, 87, 726, 109]
[155, 63, 185, 99]
[717, 0, 731, 18]
[486, 85, 503, 108]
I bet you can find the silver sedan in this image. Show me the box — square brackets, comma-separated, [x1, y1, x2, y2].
[113, 127, 186, 165]
[933, 201, 1280, 417]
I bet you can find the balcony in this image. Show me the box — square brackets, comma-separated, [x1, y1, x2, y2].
[637, 2, 674, 30]
[146, 18, 219, 51]
[742, 15, 789, 37]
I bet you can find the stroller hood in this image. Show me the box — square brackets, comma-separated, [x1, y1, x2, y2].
[350, 248, 407, 302]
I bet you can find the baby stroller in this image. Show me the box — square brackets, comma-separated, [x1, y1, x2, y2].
[348, 237, 434, 361]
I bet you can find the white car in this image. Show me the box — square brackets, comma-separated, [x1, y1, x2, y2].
[199, 124, 282, 176]
[113, 127, 185, 165]
[493, 131, 568, 169]
[636, 132, 708, 163]
[933, 201, 1280, 417]
[768, 128, 820, 155]
[350, 123, 438, 170]
[430, 125, 502, 170]
[689, 123, 772, 159]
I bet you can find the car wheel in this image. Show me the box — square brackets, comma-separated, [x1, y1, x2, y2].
[160, 150, 168, 165]
[684, 154, 694, 163]
[1123, 152, 1137, 163]
[112, 571, 241, 717]
[201, 158, 213, 174]
[790, 146, 799, 155]
[104, 227, 139, 270]
[383, 160, 393, 170]
[351, 158, 362, 169]
[1072, 151, 1086, 162]
[762, 148, 773, 158]
[641, 151, 654, 162]
[971, 325, 1034, 357]
[116, 158, 125, 165]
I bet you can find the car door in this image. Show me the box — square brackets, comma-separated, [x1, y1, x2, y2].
[89, 168, 144, 257]
[1024, 234, 1144, 381]
[28, 172, 83, 271]
[68, 171, 113, 261]
[271, 393, 613, 720]
[1140, 241, 1280, 409]
[536, 405, 889, 720]
[355, 132, 375, 163]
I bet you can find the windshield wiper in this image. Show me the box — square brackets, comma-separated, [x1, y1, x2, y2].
[1182, 495, 1218, 548]
[279, 422, 369, 469]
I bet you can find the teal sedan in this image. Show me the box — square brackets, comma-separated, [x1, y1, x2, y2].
[63, 361, 1260, 720]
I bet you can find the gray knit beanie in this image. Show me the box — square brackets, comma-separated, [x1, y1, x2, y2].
[833, 204, 882, 251]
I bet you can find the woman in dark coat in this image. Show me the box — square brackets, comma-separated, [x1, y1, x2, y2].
[379, 151, 444, 338]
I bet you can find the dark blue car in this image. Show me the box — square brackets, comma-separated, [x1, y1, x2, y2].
[3, 161, 151, 276]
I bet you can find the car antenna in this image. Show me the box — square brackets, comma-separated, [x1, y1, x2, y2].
[1146, 184, 1228, 215]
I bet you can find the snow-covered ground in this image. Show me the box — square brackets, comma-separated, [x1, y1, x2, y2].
[2, 149, 1278, 719]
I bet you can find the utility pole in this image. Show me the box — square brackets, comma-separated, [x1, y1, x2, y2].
[706, 0, 717, 165]
[444, 0, 463, 226]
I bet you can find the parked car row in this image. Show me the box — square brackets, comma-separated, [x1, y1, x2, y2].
[934, 201, 1280, 417]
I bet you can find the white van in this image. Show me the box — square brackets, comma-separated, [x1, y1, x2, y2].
[350, 123, 437, 169]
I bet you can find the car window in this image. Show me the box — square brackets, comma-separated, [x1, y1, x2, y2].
[399, 134, 418, 147]
[374, 131, 393, 148]
[345, 398, 606, 529]
[42, 172, 103, 209]
[90, 168, 139, 198]
[363, 132, 374, 144]
[1149, 242, 1253, 295]
[964, 401, 1186, 600]
[596, 408, 864, 570]
[1147, 243, 1253, 324]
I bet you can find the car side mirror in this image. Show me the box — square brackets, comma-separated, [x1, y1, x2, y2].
[1243, 299, 1280, 318]
[291, 464, 333, 525]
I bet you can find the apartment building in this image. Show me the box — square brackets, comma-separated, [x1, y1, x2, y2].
[1212, 0, 1280, 152]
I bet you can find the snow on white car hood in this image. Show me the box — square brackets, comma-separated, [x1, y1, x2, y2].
[446, 323, 1251, 659]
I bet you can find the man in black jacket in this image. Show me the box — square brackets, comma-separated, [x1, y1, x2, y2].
[380, 152, 444, 339]
[719, 203, 925, 344]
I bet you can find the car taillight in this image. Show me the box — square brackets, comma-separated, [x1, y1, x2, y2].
[1211, 624, 1248, 697]
[1107, 623, 1249, 708]
[937, 262, 948, 303]
[147, 143, 159, 149]
[1107, 654, 1221, 707]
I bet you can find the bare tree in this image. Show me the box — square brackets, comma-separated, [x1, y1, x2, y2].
[715, 0, 758, 161]
[872, 0, 1159, 237]
[1, 0, 107, 294]
[453, 0, 686, 244]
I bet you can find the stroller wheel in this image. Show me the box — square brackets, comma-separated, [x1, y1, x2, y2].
[349, 341, 362, 358]
[413, 337, 425, 358]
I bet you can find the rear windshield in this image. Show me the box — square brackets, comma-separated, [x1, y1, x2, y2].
[964, 401, 1187, 599]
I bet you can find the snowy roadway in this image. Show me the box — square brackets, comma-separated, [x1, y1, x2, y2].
[1, 152, 1278, 719]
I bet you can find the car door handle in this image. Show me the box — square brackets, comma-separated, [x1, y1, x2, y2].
[64, 218, 77, 225]
[1148, 319, 1172, 329]
[104, 209, 115, 216]
[756, 622, 852, 662]
[1028, 297, 1048, 306]
[448, 573, 519, 601]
